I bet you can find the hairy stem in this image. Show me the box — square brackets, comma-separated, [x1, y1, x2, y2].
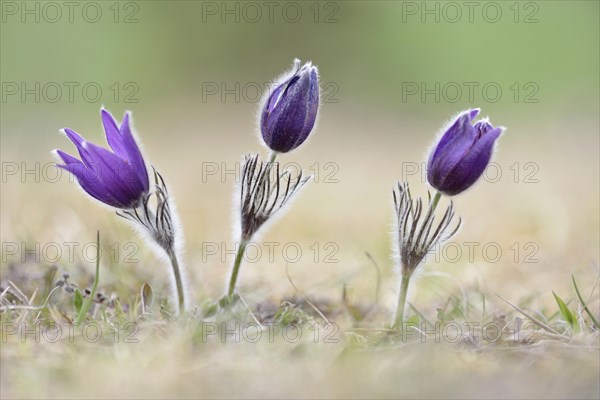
[393, 273, 411, 328]
[268, 151, 278, 164]
[393, 190, 443, 328]
[227, 240, 247, 298]
[226, 151, 279, 299]
[431, 191, 442, 212]
[167, 247, 185, 313]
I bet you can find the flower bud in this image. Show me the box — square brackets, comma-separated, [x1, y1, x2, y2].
[260, 59, 320, 153]
[427, 109, 505, 196]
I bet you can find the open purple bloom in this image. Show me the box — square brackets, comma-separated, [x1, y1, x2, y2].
[54, 109, 149, 208]
[427, 108, 505, 196]
[260, 59, 320, 153]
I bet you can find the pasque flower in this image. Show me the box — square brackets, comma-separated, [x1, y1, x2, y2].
[55, 109, 187, 314]
[55, 109, 149, 208]
[427, 108, 505, 196]
[392, 109, 506, 328]
[225, 58, 319, 301]
[260, 59, 320, 153]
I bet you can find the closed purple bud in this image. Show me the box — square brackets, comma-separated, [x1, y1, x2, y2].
[427, 108, 505, 196]
[54, 109, 149, 208]
[260, 59, 320, 153]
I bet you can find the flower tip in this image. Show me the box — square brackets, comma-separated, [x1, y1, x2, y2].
[100, 107, 118, 123]
[62, 127, 85, 146]
[306, 63, 318, 75]
[51, 149, 69, 166]
[300, 59, 318, 72]
[467, 108, 481, 119]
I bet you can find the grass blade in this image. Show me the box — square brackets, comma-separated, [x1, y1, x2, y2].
[73, 289, 83, 314]
[572, 274, 600, 329]
[552, 291, 576, 328]
[74, 231, 101, 326]
[496, 293, 566, 338]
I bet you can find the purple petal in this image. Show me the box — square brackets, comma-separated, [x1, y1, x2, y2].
[265, 84, 309, 151]
[101, 109, 128, 158]
[438, 127, 503, 195]
[429, 109, 479, 162]
[57, 159, 123, 208]
[55, 149, 82, 166]
[119, 113, 149, 192]
[265, 82, 287, 113]
[63, 128, 97, 168]
[261, 77, 297, 147]
[82, 141, 146, 207]
[261, 59, 321, 153]
[467, 108, 480, 120]
[427, 111, 478, 187]
[63, 128, 85, 146]
[294, 67, 319, 149]
[58, 110, 150, 209]
[262, 65, 318, 153]
[264, 61, 302, 115]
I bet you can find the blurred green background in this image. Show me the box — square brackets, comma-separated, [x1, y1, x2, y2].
[1, 1, 599, 303]
[2, 1, 598, 133]
[2, 1, 599, 117]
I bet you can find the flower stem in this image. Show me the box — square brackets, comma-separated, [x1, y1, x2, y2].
[225, 151, 279, 299]
[227, 240, 247, 298]
[393, 273, 411, 329]
[431, 191, 442, 211]
[166, 247, 185, 313]
[393, 190, 443, 328]
[268, 151, 278, 164]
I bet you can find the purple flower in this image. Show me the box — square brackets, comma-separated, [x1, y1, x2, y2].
[427, 108, 505, 196]
[54, 109, 149, 208]
[260, 59, 320, 153]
